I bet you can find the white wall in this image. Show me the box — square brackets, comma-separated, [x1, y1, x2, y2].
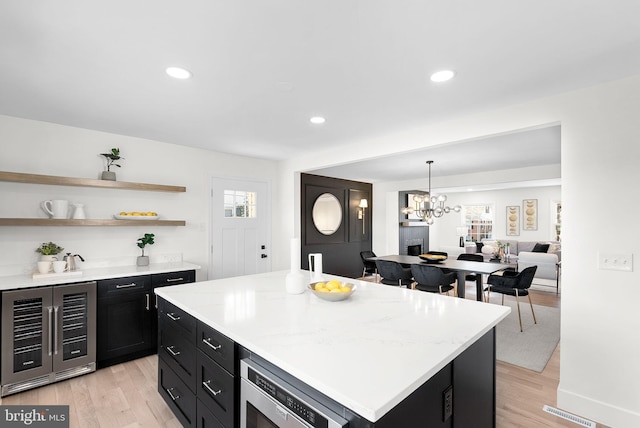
[0, 115, 279, 281]
[429, 185, 561, 253]
[278, 75, 640, 426]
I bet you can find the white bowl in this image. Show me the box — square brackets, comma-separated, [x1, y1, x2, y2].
[309, 281, 356, 302]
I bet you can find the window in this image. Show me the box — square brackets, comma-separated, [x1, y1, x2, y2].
[224, 190, 256, 218]
[462, 204, 494, 242]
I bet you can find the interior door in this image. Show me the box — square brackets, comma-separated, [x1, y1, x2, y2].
[211, 177, 271, 279]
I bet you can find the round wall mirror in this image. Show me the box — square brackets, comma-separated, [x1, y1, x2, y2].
[312, 193, 342, 235]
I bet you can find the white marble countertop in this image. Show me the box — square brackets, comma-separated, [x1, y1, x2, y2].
[0, 262, 201, 291]
[155, 270, 510, 422]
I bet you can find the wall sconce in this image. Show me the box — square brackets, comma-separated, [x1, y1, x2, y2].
[456, 226, 468, 247]
[359, 199, 368, 234]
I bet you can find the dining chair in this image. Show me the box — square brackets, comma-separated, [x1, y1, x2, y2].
[410, 264, 457, 295]
[375, 260, 413, 287]
[360, 250, 378, 280]
[486, 265, 538, 332]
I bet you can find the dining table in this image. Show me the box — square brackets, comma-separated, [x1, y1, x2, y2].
[371, 255, 514, 301]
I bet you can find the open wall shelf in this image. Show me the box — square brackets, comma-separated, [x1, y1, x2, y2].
[0, 170, 187, 227]
[0, 219, 186, 227]
[0, 171, 186, 192]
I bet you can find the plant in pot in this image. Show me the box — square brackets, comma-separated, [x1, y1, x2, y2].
[100, 147, 124, 181]
[36, 241, 64, 261]
[136, 233, 155, 266]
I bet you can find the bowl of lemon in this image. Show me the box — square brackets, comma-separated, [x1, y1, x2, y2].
[309, 279, 356, 302]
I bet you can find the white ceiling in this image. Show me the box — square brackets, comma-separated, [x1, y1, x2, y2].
[1, 1, 639, 182]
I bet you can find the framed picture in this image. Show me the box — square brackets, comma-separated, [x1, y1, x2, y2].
[506, 206, 520, 235]
[523, 199, 538, 230]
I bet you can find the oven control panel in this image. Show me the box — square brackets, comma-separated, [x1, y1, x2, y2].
[248, 367, 329, 428]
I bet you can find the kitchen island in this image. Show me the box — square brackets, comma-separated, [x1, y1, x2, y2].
[155, 270, 510, 427]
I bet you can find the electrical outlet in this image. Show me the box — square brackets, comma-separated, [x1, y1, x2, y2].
[443, 386, 453, 421]
[598, 253, 633, 272]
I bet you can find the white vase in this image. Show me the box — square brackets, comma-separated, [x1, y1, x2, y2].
[40, 254, 59, 262]
[285, 270, 306, 294]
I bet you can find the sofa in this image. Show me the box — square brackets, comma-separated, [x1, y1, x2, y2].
[465, 239, 561, 262]
[466, 239, 561, 289]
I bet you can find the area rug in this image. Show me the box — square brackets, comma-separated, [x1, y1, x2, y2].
[490, 298, 560, 372]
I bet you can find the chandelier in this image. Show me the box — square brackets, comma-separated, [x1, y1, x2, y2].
[401, 161, 461, 225]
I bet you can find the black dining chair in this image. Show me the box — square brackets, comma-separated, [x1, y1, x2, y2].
[375, 260, 413, 287]
[360, 250, 378, 280]
[410, 264, 457, 295]
[486, 265, 538, 332]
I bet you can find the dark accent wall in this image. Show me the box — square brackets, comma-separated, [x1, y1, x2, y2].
[301, 173, 372, 278]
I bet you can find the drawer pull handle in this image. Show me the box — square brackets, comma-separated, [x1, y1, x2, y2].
[202, 338, 222, 351]
[166, 346, 181, 357]
[167, 313, 181, 321]
[202, 380, 222, 396]
[166, 277, 184, 282]
[116, 283, 137, 289]
[166, 388, 180, 401]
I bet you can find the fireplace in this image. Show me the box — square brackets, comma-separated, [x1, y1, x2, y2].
[407, 244, 422, 256]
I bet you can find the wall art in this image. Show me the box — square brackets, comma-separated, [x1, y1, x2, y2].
[506, 206, 520, 236]
[523, 199, 538, 230]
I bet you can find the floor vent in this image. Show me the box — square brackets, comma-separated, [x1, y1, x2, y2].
[543, 405, 596, 427]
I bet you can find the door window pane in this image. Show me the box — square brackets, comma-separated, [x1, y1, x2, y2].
[224, 190, 256, 218]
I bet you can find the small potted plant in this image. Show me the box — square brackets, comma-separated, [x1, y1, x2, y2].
[36, 241, 64, 261]
[136, 233, 155, 266]
[100, 147, 124, 181]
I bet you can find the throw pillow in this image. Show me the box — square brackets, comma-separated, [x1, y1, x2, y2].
[532, 243, 550, 253]
[482, 245, 496, 255]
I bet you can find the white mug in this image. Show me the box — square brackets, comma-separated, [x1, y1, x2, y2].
[52, 260, 68, 273]
[37, 261, 52, 274]
[41, 200, 69, 219]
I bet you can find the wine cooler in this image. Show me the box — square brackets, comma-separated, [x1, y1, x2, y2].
[1, 281, 97, 396]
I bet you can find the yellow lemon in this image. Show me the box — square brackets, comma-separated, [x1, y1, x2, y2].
[339, 287, 351, 293]
[314, 282, 325, 290]
[330, 288, 342, 293]
[119, 211, 128, 216]
[326, 280, 341, 290]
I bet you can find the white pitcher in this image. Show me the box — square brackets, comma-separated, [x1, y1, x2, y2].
[41, 200, 69, 219]
[308, 253, 324, 282]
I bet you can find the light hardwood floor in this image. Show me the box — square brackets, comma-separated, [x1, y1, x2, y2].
[0, 279, 605, 428]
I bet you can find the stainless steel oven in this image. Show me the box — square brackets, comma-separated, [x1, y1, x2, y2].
[240, 359, 348, 428]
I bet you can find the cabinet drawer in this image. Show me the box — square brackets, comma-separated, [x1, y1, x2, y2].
[153, 270, 195, 287]
[196, 350, 235, 428]
[197, 399, 225, 428]
[158, 357, 196, 428]
[159, 321, 197, 393]
[158, 299, 197, 341]
[197, 321, 236, 375]
[98, 275, 151, 298]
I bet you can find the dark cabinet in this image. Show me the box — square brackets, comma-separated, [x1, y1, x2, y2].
[97, 270, 195, 368]
[97, 275, 153, 368]
[158, 297, 237, 428]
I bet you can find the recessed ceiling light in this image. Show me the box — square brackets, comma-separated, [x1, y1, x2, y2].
[430, 70, 455, 83]
[310, 116, 326, 124]
[166, 67, 192, 79]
